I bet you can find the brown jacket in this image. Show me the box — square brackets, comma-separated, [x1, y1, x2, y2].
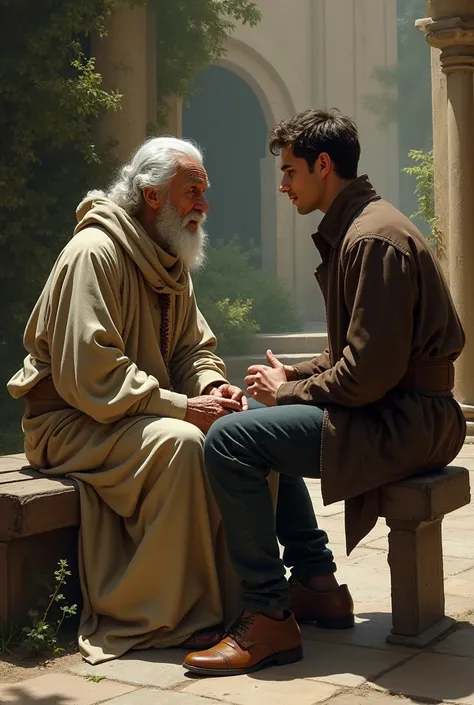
[276, 175, 466, 553]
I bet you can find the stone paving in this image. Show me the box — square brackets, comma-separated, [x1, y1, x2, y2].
[1, 445, 473, 704]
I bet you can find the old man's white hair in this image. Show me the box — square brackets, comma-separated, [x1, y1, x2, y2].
[82, 137, 208, 270]
[92, 136, 204, 215]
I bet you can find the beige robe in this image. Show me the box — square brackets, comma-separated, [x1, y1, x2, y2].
[8, 197, 267, 664]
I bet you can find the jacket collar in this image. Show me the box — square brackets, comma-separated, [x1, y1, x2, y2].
[313, 175, 380, 249]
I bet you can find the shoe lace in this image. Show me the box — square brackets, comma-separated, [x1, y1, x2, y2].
[225, 613, 256, 643]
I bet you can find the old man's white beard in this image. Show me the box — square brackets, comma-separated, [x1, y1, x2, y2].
[155, 201, 208, 271]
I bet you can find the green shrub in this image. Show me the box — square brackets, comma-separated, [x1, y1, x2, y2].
[194, 237, 301, 355]
[198, 297, 259, 356]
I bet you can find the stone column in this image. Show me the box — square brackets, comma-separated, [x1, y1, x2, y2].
[418, 6, 474, 437]
[92, 3, 150, 160]
[446, 67, 474, 428]
[163, 95, 183, 137]
[146, 7, 158, 130]
[430, 48, 449, 279]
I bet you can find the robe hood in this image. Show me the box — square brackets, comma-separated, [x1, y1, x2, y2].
[75, 194, 188, 295]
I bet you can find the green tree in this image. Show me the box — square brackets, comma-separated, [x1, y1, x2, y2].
[0, 0, 123, 363]
[0, 0, 260, 353]
[151, 0, 260, 123]
[0, 0, 260, 453]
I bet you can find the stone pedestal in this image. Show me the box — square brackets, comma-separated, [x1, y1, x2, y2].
[387, 518, 445, 638]
[418, 5, 474, 438]
[380, 466, 470, 645]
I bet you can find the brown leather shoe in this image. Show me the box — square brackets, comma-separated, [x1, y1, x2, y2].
[179, 626, 224, 650]
[290, 580, 354, 628]
[183, 610, 302, 676]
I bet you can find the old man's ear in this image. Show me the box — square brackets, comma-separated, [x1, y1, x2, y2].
[142, 187, 163, 211]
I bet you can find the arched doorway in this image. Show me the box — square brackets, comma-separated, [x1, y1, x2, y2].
[182, 65, 268, 266]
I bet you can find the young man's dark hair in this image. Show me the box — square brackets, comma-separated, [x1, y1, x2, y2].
[269, 108, 361, 179]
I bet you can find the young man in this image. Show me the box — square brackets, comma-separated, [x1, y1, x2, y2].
[183, 109, 466, 676]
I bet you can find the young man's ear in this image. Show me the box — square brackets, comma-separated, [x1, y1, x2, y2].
[142, 187, 162, 211]
[318, 153, 332, 178]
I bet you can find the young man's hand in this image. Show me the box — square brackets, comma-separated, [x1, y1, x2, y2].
[245, 350, 289, 406]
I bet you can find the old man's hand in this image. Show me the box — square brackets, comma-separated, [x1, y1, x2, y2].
[245, 350, 287, 406]
[185, 395, 242, 434]
[207, 383, 249, 411]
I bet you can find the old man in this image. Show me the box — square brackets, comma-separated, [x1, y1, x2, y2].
[8, 137, 250, 664]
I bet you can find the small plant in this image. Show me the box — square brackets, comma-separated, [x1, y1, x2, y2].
[22, 559, 78, 657]
[86, 675, 105, 683]
[403, 149, 445, 259]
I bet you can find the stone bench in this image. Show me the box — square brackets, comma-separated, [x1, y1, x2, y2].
[0, 454, 81, 623]
[0, 455, 470, 647]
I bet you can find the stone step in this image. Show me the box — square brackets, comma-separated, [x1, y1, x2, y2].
[224, 352, 320, 387]
[248, 331, 327, 355]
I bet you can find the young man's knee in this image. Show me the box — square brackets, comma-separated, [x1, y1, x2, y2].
[203, 414, 237, 471]
[203, 421, 222, 465]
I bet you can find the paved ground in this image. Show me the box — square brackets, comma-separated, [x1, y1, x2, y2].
[1, 445, 474, 704]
